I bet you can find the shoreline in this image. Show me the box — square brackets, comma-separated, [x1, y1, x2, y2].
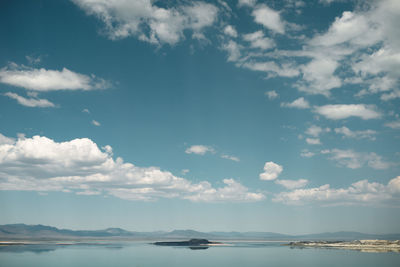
[288, 240, 400, 253]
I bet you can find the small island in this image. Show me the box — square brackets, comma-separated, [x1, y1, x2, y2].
[154, 239, 222, 247]
[287, 240, 400, 253]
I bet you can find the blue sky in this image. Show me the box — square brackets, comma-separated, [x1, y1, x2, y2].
[0, 0, 400, 234]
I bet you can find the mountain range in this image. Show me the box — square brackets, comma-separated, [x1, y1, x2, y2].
[1, 224, 399, 241]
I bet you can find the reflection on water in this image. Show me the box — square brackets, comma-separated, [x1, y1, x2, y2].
[0, 243, 124, 254]
[0, 241, 399, 267]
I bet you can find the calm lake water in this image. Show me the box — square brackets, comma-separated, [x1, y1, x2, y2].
[1, 242, 399, 267]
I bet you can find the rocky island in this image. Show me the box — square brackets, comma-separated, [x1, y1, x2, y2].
[154, 239, 222, 247]
[287, 240, 400, 253]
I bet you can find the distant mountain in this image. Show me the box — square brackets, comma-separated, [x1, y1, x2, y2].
[1, 224, 399, 241]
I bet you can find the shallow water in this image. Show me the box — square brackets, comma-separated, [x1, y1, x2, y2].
[0, 241, 399, 267]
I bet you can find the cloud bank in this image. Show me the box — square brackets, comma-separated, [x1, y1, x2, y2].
[0, 134, 264, 202]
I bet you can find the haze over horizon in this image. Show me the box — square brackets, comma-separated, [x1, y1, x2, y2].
[1, 0, 400, 235]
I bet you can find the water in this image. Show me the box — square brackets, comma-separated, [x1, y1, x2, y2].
[1, 242, 399, 267]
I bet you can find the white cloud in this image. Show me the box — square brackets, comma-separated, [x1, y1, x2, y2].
[220, 0, 400, 99]
[242, 61, 300, 77]
[185, 145, 215, 155]
[275, 179, 308, 189]
[185, 178, 265, 202]
[222, 40, 242, 62]
[0, 133, 14, 145]
[221, 154, 240, 162]
[243, 31, 275, 50]
[82, 108, 90, 113]
[297, 57, 342, 95]
[334, 126, 377, 140]
[181, 169, 190, 175]
[259, 161, 283, 181]
[306, 138, 321, 145]
[305, 125, 330, 137]
[238, 0, 257, 7]
[265, 90, 278, 99]
[25, 55, 42, 65]
[224, 25, 238, 38]
[252, 4, 285, 34]
[0, 134, 263, 202]
[0, 64, 108, 91]
[72, 0, 218, 45]
[281, 97, 310, 109]
[314, 104, 382, 120]
[92, 120, 101, 126]
[273, 176, 400, 206]
[325, 149, 390, 170]
[304, 1, 400, 98]
[300, 149, 315, 158]
[4, 92, 55, 108]
[385, 121, 400, 129]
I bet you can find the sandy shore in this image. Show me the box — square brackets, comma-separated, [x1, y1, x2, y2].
[288, 240, 400, 253]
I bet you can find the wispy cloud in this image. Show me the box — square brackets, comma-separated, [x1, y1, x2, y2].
[275, 179, 308, 189]
[385, 121, 400, 129]
[281, 97, 310, 109]
[4, 92, 55, 108]
[221, 154, 240, 162]
[334, 127, 377, 140]
[265, 90, 278, 99]
[274, 176, 400, 206]
[72, 0, 219, 45]
[324, 149, 390, 170]
[92, 120, 101, 126]
[252, 4, 285, 34]
[0, 63, 109, 91]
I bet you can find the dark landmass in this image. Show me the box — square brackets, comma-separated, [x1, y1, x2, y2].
[287, 240, 400, 253]
[154, 239, 221, 247]
[1, 224, 400, 242]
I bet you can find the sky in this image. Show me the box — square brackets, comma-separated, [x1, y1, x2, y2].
[0, 0, 400, 234]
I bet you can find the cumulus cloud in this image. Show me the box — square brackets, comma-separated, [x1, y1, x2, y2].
[281, 97, 310, 109]
[72, 0, 218, 45]
[314, 104, 382, 120]
[252, 4, 285, 34]
[275, 179, 308, 189]
[0, 134, 263, 202]
[274, 176, 400, 206]
[0, 63, 108, 91]
[334, 126, 377, 140]
[0, 133, 14, 145]
[259, 161, 283, 180]
[324, 149, 390, 170]
[4, 92, 55, 108]
[185, 145, 215, 155]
